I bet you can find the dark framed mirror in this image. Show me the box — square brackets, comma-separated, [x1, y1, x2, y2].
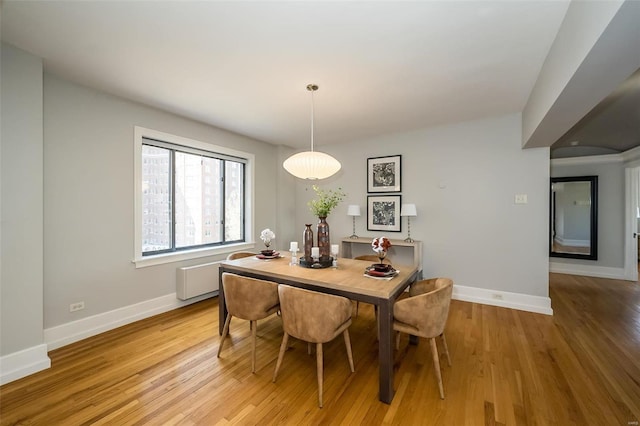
[550, 176, 598, 260]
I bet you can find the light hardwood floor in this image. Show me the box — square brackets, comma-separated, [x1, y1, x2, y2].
[1, 273, 639, 425]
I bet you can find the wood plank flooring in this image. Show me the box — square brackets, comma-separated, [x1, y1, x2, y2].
[1, 273, 639, 425]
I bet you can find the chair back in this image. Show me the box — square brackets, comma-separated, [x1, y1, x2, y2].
[277, 285, 352, 343]
[395, 278, 453, 338]
[221, 273, 279, 320]
[226, 251, 256, 260]
[409, 277, 452, 297]
[354, 254, 387, 263]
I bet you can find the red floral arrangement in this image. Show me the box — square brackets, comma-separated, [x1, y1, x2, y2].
[372, 237, 391, 255]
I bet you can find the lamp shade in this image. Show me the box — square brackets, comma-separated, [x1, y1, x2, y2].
[347, 205, 361, 216]
[400, 203, 417, 217]
[283, 151, 341, 180]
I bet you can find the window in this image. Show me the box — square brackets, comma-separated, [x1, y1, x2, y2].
[134, 127, 254, 267]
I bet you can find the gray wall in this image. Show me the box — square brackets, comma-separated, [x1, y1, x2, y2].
[295, 113, 551, 298]
[1, 44, 45, 356]
[42, 73, 286, 328]
[551, 160, 625, 268]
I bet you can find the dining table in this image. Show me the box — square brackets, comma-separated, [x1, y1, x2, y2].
[217, 255, 419, 404]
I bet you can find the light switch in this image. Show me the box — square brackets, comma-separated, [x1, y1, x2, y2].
[515, 194, 528, 204]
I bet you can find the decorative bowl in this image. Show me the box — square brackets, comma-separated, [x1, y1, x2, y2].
[261, 249, 275, 256]
[372, 263, 392, 273]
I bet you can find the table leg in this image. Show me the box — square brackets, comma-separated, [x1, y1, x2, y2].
[218, 267, 226, 335]
[378, 299, 394, 404]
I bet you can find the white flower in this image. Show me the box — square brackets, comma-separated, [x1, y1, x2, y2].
[260, 228, 275, 243]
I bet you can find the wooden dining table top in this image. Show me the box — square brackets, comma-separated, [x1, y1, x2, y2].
[219, 255, 418, 302]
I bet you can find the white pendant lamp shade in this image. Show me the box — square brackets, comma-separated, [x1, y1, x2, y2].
[283, 84, 341, 180]
[283, 151, 342, 180]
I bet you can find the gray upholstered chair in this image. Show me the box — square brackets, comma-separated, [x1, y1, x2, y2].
[226, 251, 256, 260]
[393, 277, 453, 399]
[272, 285, 355, 408]
[217, 272, 280, 373]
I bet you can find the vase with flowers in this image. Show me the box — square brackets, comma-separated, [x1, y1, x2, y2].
[372, 236, 392, 272]
[260, 228, 275, 256]
[308, 185, 346, 261]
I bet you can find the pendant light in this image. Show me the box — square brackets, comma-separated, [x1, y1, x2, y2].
[283, 84, 341, 180]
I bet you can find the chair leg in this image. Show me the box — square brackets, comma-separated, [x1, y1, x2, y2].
[429, 337, 445, 399]
[343, 330, 355, 373]
[272, 332, 289, 382]
[308, 342, 312, 355]
[251, 320, 257, 373]
[355, 301, 359, 318]
[217, 314, 232, 357]
[316, 343, 323, 408]
[441, 332, 452, 367]
[395, 330, 401, 350]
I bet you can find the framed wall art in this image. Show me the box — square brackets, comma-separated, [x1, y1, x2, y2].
[367, 195, 402, 232]
[367, 155, 401, 193]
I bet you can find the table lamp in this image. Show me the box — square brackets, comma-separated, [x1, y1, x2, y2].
[347, 205, 361, 239]
[400, 203, 417, 242]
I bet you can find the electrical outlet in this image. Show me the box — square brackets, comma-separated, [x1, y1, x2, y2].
[492, 293, 504, 300]
[69, 301, 85, 312]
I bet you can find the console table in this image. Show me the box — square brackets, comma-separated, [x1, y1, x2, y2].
[341, 237, 423, 277]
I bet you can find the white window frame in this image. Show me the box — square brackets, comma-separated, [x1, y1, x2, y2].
[133, 126, 255, 268]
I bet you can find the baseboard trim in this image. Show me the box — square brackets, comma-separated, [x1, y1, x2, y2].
[44, 291, 216, 351]
[452, 285, 553, 315]
[549, 262, 626, 280]
[0, 344, 51, 385]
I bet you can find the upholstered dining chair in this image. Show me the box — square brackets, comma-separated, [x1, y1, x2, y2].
[393, 277, 453, 399]
[226, 251, 264, 331]
[354, 254, 384, 263]
[353, 254, 388, 318]
[217, 272, 280, 373]
[272, 285, 355, 408]
[226, 251, 256, 260]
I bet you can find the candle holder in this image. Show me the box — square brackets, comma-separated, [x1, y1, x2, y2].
[289, 249, 298, 266]
[299, 256, 333, 269]
[331, 244, 339, 268]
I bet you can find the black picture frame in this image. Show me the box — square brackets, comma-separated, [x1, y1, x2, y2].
[367, 195, 402, 232]
[367, 155, 401, 193]
[549, 175, 598, 260]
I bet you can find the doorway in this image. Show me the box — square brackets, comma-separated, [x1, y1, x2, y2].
[624, 166, 639, 281]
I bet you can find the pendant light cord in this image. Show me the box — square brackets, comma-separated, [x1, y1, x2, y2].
[307, 84, 318, 152]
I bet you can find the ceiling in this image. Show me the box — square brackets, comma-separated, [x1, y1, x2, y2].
[2, 1, 636, 154]
[550, 67, 640, 158]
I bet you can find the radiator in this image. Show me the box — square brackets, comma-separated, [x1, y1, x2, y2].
[176, 262, 220, 300]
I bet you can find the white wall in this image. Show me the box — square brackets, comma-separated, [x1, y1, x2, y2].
[551, 158, 625, 277]
[1, 44, 50, 382]
[42, 73, 286, 329]
[296, 114, 551, 307]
